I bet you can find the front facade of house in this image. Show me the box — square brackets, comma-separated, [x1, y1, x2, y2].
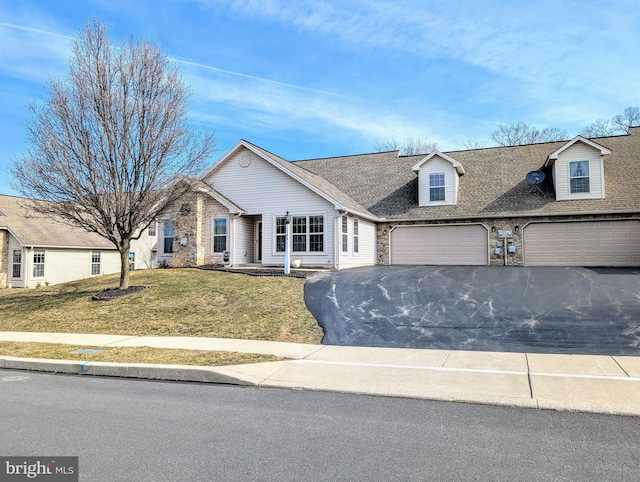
[158, 127, 640, 270]
[0, 194, 157, 288]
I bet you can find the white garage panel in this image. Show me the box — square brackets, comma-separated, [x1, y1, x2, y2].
[524, 220, 640, 266]
[390, 224, 488, 265]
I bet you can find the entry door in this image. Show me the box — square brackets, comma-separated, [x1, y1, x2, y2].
[256, 221, 262, 262]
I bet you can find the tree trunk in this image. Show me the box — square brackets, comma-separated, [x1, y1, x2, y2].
[119, 245, 130, 290]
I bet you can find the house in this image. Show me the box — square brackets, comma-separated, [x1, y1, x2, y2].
[155, 127, 640, 269]
[0, 194, 157, 288]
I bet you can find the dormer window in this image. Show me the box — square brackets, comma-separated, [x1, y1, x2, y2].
[429, 173, 446, 201]
[569, 161, 590, 193]
[412, 151, 464, 207]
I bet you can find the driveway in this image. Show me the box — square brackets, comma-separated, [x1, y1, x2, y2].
[304, 266, 640, 355]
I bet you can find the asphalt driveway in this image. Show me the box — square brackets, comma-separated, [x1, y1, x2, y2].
[304, 266, 640, 355]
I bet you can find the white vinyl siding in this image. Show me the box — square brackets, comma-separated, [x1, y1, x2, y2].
[336, 216, 376, 268]
[390, 224, 488, 265]
[417, 157, 458, 206]
[524, 220, 640, 266]
[206, 147, 335, 267]
[130, 224, 158, 270]
[21, 248, 120, 288]
[552, 142, 604, 200]
[233, 215, 254, 265]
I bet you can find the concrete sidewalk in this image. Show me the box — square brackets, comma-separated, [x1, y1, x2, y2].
[1, 331, 639, 416]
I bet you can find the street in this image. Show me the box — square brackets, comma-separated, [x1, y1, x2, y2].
[1, 370, 639, 481]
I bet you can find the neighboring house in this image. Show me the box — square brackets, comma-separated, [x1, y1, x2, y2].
[0, 194, 157, 288]
[150, 127, 640, 269]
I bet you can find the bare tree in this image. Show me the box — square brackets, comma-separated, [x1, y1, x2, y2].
[612, 106, 640, 133]
[11, 19, 216, 290]
[580, 118, 617, 137]
[373, 135, 438, 155]
[462, 138, 486, 150]
[490, 122, 568, 146]
[580, 106, 640, 137]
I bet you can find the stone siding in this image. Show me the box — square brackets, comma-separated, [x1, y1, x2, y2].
[169, 192, 200, 267]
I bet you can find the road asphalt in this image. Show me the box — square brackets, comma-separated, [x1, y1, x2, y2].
[1, 331, 640, 417]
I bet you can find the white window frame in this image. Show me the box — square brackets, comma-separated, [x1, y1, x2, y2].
[429, 172, 446, 202]
[274, 214, 325, 254]
[213, 218, 228, 254]
[129, 252, 135, 271]
[353, 218, 359, 254]
[569, 160, 590, 194]
[33, 250, 45, 278]
[148, 224, 156, 237]
[341, 216, 348, 253]
[91, 251, 101, 276]
[12, 250, 21, 279]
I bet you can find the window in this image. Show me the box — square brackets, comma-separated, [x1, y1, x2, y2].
[213, 218, 227, 253]
[275, 216, 287, 252]
[33, 250, 45, 277]
[129, 252, 135, 271]
[341, 216, 348, 252]
[276, 215, 324, 253]
[292, 216, 307, 252]
[569, 161, 590, 193]
[429, 172, 445, 202]
[163, 222, 174, 254]
[353, 218, 359, 254]
[148, 224, 156, 237]
[91, 251, 101, 275]
[12, 250, 21, 278]
[309, 216, 324, 252]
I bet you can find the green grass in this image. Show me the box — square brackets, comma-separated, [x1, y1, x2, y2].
[0, 268, 323, 344]
[0, 341, 281, 366]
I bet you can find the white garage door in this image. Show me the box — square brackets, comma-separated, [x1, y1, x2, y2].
[390, 224, 488, 265]
[524, 220, 640, 266]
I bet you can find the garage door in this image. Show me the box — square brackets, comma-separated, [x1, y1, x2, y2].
[390, 225, 488, 265]
[524, 220, 640, 266]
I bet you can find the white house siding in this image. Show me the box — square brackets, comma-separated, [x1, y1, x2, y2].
[553, 143, 604, 201]
[232, 215, 254, 265]
[417, 157, 458, 206]
[130, 226, 157, 270]
[336, 215, 376, 268]
[22, 247, 120, 287]
[206, 147, 337, 267]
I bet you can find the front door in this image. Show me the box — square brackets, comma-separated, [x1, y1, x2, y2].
[256, 221, 262, 262]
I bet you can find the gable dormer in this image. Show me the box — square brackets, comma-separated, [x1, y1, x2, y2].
[412, 151, 464, 207]
[544, 136, 611, 201]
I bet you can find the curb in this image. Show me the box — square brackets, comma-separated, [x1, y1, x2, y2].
[0, 356, 259, 386]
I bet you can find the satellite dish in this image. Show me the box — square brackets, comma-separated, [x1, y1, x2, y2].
[526, 170, 545, 185]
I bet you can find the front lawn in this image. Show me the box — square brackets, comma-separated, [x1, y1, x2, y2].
[0, 269, 323, 344]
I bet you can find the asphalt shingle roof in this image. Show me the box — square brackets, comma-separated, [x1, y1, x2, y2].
[0, 194, 115, 248]
[293, 127, 640, 220]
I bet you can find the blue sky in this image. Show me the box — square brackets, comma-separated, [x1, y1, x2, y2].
[1, 0, 639, 196]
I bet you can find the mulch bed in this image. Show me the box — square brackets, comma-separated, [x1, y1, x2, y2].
[92, 285, 148, 301]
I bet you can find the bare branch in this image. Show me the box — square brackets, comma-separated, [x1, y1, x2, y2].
[11, 18, 217, 289]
